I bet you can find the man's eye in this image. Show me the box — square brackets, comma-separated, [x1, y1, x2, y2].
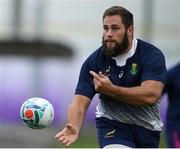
[111, 27, 119, 31]
[103, 27, 109, 31]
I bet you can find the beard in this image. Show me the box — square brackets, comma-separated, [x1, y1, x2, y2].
[102, 32, 129, 57]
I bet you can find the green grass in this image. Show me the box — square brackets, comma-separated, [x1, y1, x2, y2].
[159, 132, 167, 148]
[52, 126, 99, 148]
[70, 134, 99, 148]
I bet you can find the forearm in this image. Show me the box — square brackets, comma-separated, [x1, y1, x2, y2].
[108, 81, 163, 106]
[109, 86, 154, 106]
[67, 95, 90, 134]
[67, 104, 85, 134]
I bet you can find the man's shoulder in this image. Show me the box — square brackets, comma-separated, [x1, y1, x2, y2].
[138, 39, 159, 50]
[81, 46, 104, 69]
[137, 39, 164, 56]
[86, 46, 104, 61]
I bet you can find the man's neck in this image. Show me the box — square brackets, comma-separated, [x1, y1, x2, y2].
[123, 37, 133, 54]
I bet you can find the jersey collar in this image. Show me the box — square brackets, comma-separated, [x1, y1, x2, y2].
[112, 38, 137, 67]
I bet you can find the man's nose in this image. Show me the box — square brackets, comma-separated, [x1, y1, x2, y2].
[106, 29, 113, 36]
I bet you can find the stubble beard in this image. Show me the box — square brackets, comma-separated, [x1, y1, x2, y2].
[102, 32, 129, 57]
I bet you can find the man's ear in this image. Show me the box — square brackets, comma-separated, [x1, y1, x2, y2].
[127, 25, 134, 37]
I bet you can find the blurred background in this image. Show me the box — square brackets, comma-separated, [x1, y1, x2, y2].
[0, 0, 179, 148]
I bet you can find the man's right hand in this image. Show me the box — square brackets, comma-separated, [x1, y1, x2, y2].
[55, 123, 79, 147]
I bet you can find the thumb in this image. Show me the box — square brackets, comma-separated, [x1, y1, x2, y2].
[66, 123, 73, 129]
[66, 123, 78, 133]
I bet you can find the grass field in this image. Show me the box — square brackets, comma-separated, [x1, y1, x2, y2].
[0, 124, 168, 148]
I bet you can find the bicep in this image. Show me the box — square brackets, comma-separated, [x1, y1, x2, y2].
[141, 50, 166, 84]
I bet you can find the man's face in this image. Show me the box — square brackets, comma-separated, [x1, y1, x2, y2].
[102, 15, 129, 57]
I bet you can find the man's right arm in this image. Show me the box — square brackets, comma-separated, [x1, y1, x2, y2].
[67, 94, 91, 134]
[55, 94, 91, 146]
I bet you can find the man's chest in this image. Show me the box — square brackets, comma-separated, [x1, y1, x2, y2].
[97, 61, 142, 87]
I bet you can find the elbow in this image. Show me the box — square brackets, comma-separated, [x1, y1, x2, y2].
[145, 97, 157, 105]
[145, 92, 161, 105]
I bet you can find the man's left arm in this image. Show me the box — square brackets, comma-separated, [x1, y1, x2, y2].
[90, 71, 164, 106]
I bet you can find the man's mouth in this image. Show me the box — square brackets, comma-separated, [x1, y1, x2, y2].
[105, 40, 115, 42]
[105, 41, 115, 49]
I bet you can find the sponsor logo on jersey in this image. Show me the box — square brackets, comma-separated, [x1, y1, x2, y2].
[119, 71, 124, 78]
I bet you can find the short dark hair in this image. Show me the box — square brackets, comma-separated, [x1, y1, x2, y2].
[103, 6, 133, 29]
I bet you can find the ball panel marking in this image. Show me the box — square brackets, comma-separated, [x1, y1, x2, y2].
[24, 109, 34, 119]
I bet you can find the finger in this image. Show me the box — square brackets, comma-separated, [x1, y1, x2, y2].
[66, 140, 71, 146]
[99, 71, 107, 78]
[55, 131, 64, 139]
[62, 138, 69, 145]
[59, 136, 66, 142]
[89, 71, 101, 81]
[93, 77, 99, 83]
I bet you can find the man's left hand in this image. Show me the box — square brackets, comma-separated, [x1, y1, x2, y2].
[90, 71, 114, 95]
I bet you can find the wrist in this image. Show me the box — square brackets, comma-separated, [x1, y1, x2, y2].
[67, 122, 80, 135]
[108, 84, 118, 98]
